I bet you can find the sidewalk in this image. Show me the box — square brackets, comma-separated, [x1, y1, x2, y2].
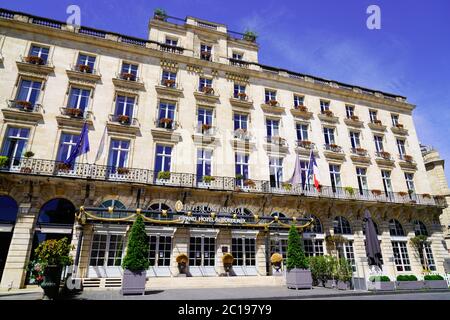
[1, 286, 449, 300]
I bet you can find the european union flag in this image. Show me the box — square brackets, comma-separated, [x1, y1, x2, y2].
[64, 122, 90, 168]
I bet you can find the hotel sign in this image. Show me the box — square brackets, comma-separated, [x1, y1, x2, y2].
[180, 215, 247, 224]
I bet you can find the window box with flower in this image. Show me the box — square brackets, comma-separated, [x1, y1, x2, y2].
[25, 55, 45, 65]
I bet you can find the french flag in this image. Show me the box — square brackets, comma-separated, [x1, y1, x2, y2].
[307, 150, 321, 192]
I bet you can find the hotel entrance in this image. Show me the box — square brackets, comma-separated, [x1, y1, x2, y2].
[0, 196, 18, 283]
[188, 229, 218, 276]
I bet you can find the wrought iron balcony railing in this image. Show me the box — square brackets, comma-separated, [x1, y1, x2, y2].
[60, 107, 93, 120]
[7, 100, 42, 113]
[20, 55, 52, 67]
[229, 58, 250, 68]
[324, 144, 343, 153]
[109, 114, 139, 126]
[0, 158, 446, 207]
[155, 119, 178, 130]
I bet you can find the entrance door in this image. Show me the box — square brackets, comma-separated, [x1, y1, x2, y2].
[148, 235, 172, 277]
[231, 237, 257, 276]
[189, 236, 216, 276]
[0, 232, 13, 281]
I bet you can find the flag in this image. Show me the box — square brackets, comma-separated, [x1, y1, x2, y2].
[287, 155, 302, 186]
[65, 122, 90, 168]
[307, 149, 321, 192]
[95, 126, 107, 163]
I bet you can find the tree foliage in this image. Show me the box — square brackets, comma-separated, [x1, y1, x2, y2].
[122, 215, 150, 271]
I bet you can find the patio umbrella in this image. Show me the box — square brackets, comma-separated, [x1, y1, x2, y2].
[363, 209, 383, 270]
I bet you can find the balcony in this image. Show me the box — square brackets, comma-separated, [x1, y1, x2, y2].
[56, 107, 93, 128]
[16, 55, 54, 74]
[155, 79, 183, 97]
[344, 116, 364, 128]
[323, 144, 345, 161]
[318, 110, 339, 123]
[229, 93, 253, 109]
[264, 136, 289, 154]
[375, 151, 395, 167]
[350, 148, 371, 164]
[193, 125, 218, 144]
[0, 157, 445, 208]
[232, 128, 255, 151]
[261, 100, 284, 114]
[151, 119, 181, 143]
[398, 154, 417, 170]
[66, 64, 101, 82]
[106, 114, 140, 135]
[296, 140, 318, 156]
[158, 43, 184, 55]
[290, 105, 313, 120]
[391, 123, 409, 135]
[112, 73, 145, 91]
[368, 120, 387, 132]
[2, 100, 43, 123]
[194, 86, 220, 103]
[229, 58, 250, 68]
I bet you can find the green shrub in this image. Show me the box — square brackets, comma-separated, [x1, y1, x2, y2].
[24, 151, 35, 158]
[34, 237, 73, 267]
[122, 215, 150, 271]
[424, 274, 444, 281]
[324, 255, 338, 280]
[157, 171, 171, 180]
[344, 186, 355, 196]
[0, 156, 9, 167]
[369, 275, 391, 282]
[337, 258, 353, 283]
[396, 275, 418, 281]
[202, 175, 215, 183]
[286, 225, 308, 270]
[308, 256, 327, 285]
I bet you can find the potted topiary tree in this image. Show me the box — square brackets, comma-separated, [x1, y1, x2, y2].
[176, 253, 189, 276]
[270, 253, 283, 275]
[423, 274, 449, 289]
[222, 253, 234, 275]
[121, 214, 150, 295]
[285, 224, 312, 289]
[29, 237, 73, 300]
[336, 258, 353, 290]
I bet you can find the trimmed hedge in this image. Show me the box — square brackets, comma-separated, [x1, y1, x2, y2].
[396, 275, 418, 281]
[369, 276, 391, 282]
[424, 274, 445, 281]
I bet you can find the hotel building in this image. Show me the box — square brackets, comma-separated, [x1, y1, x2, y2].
[0, 8, 448, 289]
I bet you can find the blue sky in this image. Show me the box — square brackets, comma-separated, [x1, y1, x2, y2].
[2, 0, 450, 181]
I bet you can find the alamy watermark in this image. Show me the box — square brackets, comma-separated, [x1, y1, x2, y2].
[66, 5, 81, 27]
[367, 5, 381, 30]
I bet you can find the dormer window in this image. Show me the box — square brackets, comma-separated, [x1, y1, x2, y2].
[200, 44, 212, 61]
[232, 52, 243, 60]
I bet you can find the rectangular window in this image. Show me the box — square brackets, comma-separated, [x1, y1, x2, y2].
[233, 113, 248, 131]
[296, 123, 309, 141]
[320, 100, 330, 112]
[196, 149, 212, 181]
[294, 95, 304, 107]
[345, 105, 354, 118]
[323, 127, 335, 145]
[57, 133, 79, 162]
[154, 145, 172, 173]
[161, 70, 177, 86]
[392, 241, 411, 272]
[235, 153, 249, 183]
[115, 95, 134, 118]
[270, 239, 288, 264]
[266, 119, 280, 137]
[233, 84, 246, 98]
[197, 108, 213, 126]
[304, 239, 324, 257]
[199, 77, 213, 91]
[121, 62, 138, 78]
[391, 114, 399, 126]
[382, 170, 393, 196]
[200, 44, 212, 60]
[397, 139, 406, 156]
[300, 160, 312, 187]
[356, 167, 368, 195]
[76, 54, 96, 72]
[369, 110, 378, 123]
[68, 87, 90, 112]
[265, 90, 276, 103]
[349, 131, 361, 149]
[28, 45, 49, 64]
[419, 243, 436, 271]
[148, 235, 172, 267]
[337, 241, 356, 272]
[189, 237, 215, 267]
[269, 157, 283, 188]
[165, 38, 178, 46]
[232, 52, 243, 60]
[89, 233, 124, 267]
[329, 164, 342, 191]
[1, 127, 30, 166]
[158, 101, 176, 129]
[108, 139, 130, 168]
[405, 172, 415, 193]
[16, 79, 42, 106]
[232, 238, 256, 266]
[374, 135, 384, 152]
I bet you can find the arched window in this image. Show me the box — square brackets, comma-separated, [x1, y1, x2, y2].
[389, 219, 405, 237]
[304, 214, 323, 234]
[0, 196, 18, 224]
[149, 203, 172, 212]
[38, 198, 75, 225]
[234, 207, 252, 216]
[99, 200, 126, 218]
[413, 220, 428, 236]
[362, 220, 380, 235]
[271, 212, 286, 218]
[333, 216, 352, 235]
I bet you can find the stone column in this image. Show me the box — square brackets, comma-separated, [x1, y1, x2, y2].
[0, 203, 37, 289]
[352, 223, 370, 287]
[379, 221, 396, 280]
[77, 224, 93, 279]
[256, 231, 267, 276]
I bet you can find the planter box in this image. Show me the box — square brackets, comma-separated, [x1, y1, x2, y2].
[395, 280, 425, 290]
[325, 279, 336, 289]
[286, 269, 312, 289]
[337, 280, 351, 290]
[424, 280, 449, 290]
[367, 281, 396, 291]
[122, 269, 147, 295]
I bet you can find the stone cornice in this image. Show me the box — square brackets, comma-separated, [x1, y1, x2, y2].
[1, 13, 415, 113]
